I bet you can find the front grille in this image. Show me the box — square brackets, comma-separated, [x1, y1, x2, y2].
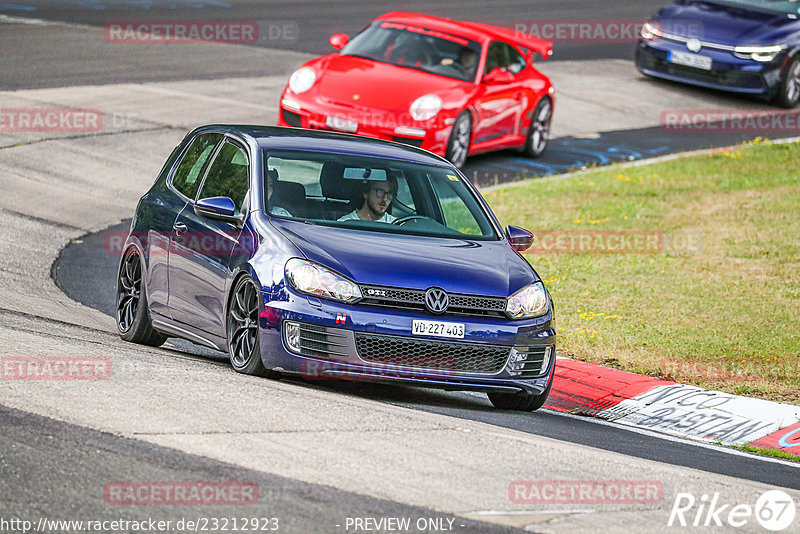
[355, 333, 511, 374]
[295, 323, 349, 360]
[281, 109, 302, 127]
[359, 284, 507, 317]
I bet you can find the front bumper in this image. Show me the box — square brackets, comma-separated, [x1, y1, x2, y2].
[258, 291, 556, 395]
[278, 92, 453, 156]
[635, 40, 785, 95]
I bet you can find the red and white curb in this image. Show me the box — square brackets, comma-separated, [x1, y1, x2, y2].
[543, 358, 800, 457]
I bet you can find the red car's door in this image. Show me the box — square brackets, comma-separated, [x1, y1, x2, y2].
[471, 41, 529, 149]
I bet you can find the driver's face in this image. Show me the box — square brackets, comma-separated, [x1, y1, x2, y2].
[363, 181, 396, 218]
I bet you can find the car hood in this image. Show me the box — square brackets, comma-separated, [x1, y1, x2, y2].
[311, 54, 470, 113]
[272, 220, 537, 297]
[658, 0, 796, 44]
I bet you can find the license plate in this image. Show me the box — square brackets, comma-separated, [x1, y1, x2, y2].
[412, 320, 465, 339]
[668, 50, 712, 71]
[326, 115, 358, 133]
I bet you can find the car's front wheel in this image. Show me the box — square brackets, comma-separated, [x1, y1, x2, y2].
[445, 111, 471, 168]
[775, 55, 800, 108]
[227, 275, 268, 376]
[116, 247, 166, 346]
[488, 372, 553, 412]
[523, 96, 552, 158]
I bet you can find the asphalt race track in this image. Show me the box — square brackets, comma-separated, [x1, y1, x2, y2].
[3, 2, 800, 533]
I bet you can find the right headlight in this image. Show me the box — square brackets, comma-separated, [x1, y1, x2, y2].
[506, 282, 549, 319]
[285, 258, 361, 303]
[733, 44, 785, 62]
[288, 67, 316, 94]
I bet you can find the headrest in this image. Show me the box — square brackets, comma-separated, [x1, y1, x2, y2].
[320, 162, 361, 200]
[271, 181, 305, 205]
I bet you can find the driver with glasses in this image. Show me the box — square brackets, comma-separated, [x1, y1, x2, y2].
[338, 176, 398, 223]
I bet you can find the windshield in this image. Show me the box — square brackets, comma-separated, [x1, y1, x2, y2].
[341, 21, 483, 82]
[708, 0, 800, 15]
[263, 150, 498, 240]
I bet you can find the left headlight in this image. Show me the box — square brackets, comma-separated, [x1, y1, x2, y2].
[285, 258, 362, 303]
[410, 94, 442, 121]
[733, 44, 785, 62]
[288, 67, 316, 94]
[506, 282, 549, 319]
[640, 21, 662, 41]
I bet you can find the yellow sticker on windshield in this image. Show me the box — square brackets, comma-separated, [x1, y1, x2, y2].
[446, 174, 459, 181]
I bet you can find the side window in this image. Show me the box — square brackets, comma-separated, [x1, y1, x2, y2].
[484, 41, 526, 75]
[171, 133, 222, 200]
[197, 141, 250, 215]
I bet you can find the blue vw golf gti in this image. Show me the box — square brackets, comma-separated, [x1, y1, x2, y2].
[116, 125, 555, 411]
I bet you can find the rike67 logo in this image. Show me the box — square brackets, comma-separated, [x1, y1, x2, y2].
[668, 490, 796, 531]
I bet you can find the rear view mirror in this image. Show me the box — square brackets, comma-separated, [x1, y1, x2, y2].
[329, 33, 349, 50]
[343, 167, 387, 181]
[506, 225, 534, 252]
[194, 196, 242, 225]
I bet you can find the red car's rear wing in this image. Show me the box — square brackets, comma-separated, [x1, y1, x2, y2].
[459, 21, 554, 59]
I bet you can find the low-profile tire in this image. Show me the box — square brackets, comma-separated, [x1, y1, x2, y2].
[116, 247, 166, 347]
[227, 275, 268, 376]
[488, 370, 553, 412]
[523, 96, 552, 158]
[445, 111, 471, 169]
[774, 55, 800, 108]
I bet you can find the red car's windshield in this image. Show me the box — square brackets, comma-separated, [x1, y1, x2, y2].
[341, 21, 483, 82]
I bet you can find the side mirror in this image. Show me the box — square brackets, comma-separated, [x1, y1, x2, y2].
[329, 33, 349, 50]
[506, 225, 534, 252]
[483, 67, 514, 84]
[194, 196, 242, 225]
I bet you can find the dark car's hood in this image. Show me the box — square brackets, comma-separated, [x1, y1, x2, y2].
[311, 54, 470, 113]
[658, 0, 796, 44]
[272, 220, 537, 297]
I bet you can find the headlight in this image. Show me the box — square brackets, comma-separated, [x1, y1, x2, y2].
[285, 258, 361, 303]
[640, 21, 662, 41]
[733, 45, 785, 62]
[410, 94, 442, 121]
[506, 282, 549, 319]
[288, 67, 316, 94]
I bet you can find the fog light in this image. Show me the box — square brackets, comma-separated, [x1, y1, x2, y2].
[541, 346, 552, 373]
[285, 321, 301, 352]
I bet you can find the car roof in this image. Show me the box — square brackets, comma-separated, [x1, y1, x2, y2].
[376, 11, 553, 57]
[193, 124, 453, 166]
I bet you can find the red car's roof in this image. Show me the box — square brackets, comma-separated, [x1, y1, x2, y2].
[377, 12, 553, 58]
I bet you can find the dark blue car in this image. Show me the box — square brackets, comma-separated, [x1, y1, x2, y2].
[635, 0, 800, 107]
[116, 125, 555, 411]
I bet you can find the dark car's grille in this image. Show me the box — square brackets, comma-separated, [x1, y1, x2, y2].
[355, 333, 511, 374]
[295, 323, 349, 359]
[281, 109, 303, 127]
[359, 285, 507, 317]
[636, 48, 766, 90]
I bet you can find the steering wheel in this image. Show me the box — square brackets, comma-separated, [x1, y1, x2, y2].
[392, 215, 428, 226]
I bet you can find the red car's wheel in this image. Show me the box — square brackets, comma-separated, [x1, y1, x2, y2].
[446, 111, 471, 169]
[523, 96, 552, 158]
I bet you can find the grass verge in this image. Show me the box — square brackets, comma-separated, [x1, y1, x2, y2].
[484, 139, 800, 404]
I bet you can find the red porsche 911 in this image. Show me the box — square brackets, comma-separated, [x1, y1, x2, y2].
[278, 12, 555, 168]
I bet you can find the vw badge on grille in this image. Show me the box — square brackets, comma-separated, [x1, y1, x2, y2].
[686, 39, 702, 53]
[425, 287, 449, 314]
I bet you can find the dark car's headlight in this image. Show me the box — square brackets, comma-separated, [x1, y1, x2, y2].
[506, 282, 549, 319]
[733, 45, 785, 62]
[285, 258, 362, 303]
[640, 21, 662, 41]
